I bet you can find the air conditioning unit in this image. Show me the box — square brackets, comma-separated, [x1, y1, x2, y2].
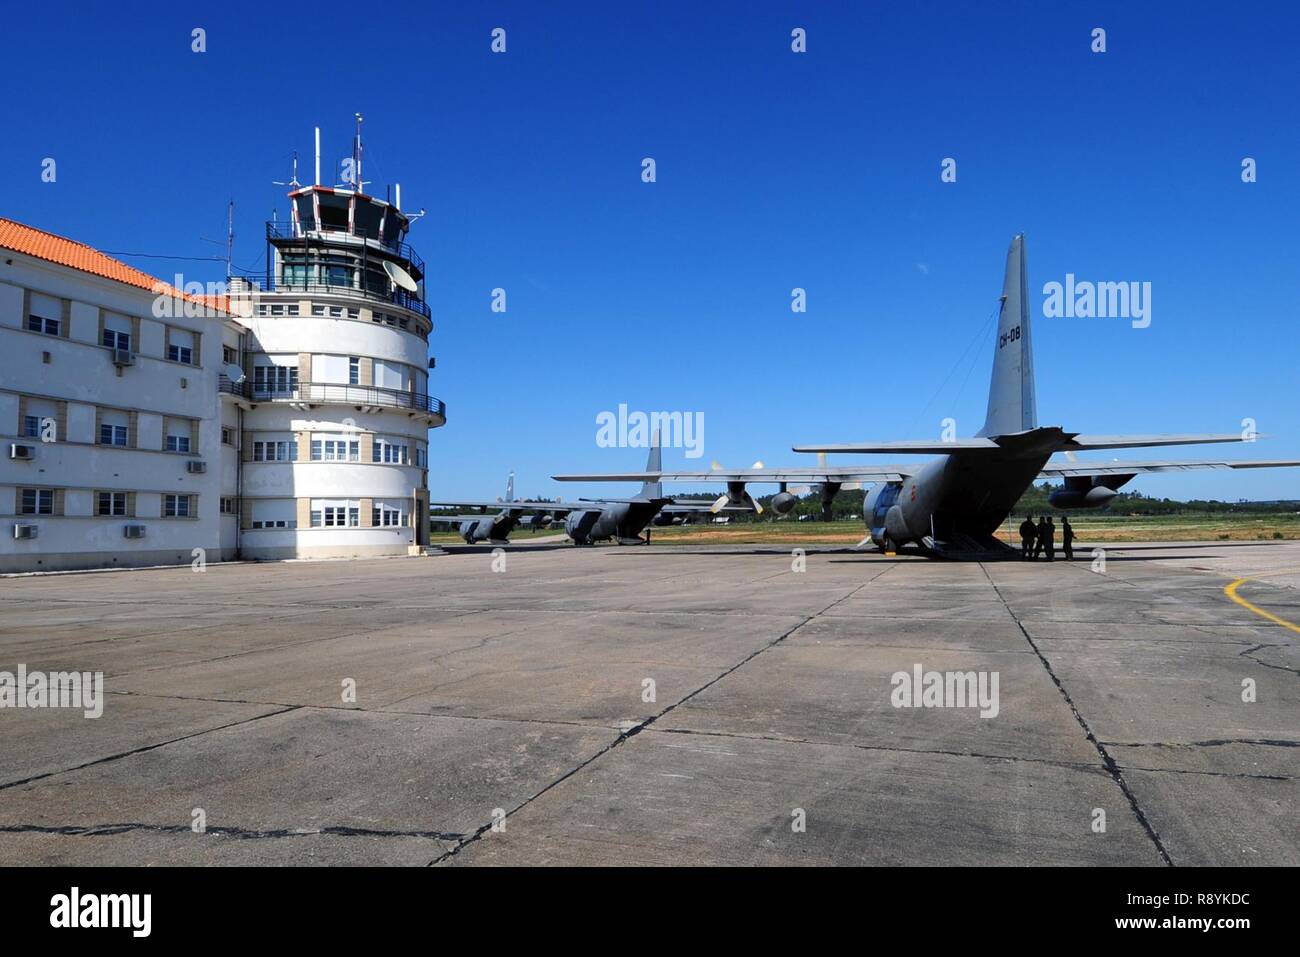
[9, 443, 34, 460]
[186, 460, 206, 474]
[111, 348, 134, 367]
[12, 524, 38, 540]
[123, 525, 146, 539]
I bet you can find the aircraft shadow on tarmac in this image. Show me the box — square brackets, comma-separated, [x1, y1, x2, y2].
[436, 538, 1277, 562]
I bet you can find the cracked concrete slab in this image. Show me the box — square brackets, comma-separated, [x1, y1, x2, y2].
[1122, 769, 1300, 865]
[0, 696, 285, 788]
[1, 539, 1297, 865]
[440, 729, 1162, 866]
[0, 707, 615, 866]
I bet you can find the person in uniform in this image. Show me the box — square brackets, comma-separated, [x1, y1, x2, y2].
[1019, 514, 1037, 560]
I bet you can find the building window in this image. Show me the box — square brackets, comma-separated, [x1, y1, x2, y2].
[220, 497, 236, 515]
[223, 345, 238, 364]
[373, 503, 406, 527]
[97, 492, 128, 517]
[22, 415, 41, 438]
[168, 343, 193, 364]
[166, 434, 191, 453]
[99, 424, 128, 446]
[310, 503, 359, 527]
[27, 314, 60, 336]
[102, 328, 130, 350]
[415, 447, 427, 468]
[163, 494, 193, 518]
[20, 488, 54, 515]
[310, 439, 359, 462]
[221, 427, 234, 445]
[253, 365, 298, 394]
[349, 357, 360, 385]
[251, 519, 294, 529]
[373, 439, 408, 464]
[253, 440, 293, 462]
[322, 263, 353, 288]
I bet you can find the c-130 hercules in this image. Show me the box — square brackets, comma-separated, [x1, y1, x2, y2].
[554, 235, 1300, 558]
[432, 434, 746, 545]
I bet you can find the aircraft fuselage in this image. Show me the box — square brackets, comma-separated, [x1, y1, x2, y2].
[866, 450, 1051, 552]
[565, 500, 666, 545]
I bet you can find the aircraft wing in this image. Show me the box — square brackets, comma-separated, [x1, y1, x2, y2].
[551, 466, 916, 483]
[662, 503, 753, 513]
[795, 433, 1260, 454]
[1041, 459, 1300, 477]
[429, 500, 580, 511]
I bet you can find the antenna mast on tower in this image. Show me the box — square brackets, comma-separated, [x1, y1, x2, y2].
[353, 112, 364, 193]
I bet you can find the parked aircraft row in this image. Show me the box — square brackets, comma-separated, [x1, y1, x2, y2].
[437, 236, 1300, 558]
[430, 440, 747, 545]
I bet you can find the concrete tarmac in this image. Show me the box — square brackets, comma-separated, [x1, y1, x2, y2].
[1, 539, 1296, 866]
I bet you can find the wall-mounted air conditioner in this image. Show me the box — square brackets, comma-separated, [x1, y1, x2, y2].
[12, 524, 38, 540]
[186, 461, 206, 474]
[111, 348, 134, 367]
[9, 443, 34, 460]
[123, 525, 146, 539]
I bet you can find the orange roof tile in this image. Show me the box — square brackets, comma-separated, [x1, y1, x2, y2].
[0, 217, 229, 315]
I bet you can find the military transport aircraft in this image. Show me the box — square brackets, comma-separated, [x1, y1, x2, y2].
[553, 235, 1300, 558]
[433, 436, 744, 545]
[430, 472, 564, 545]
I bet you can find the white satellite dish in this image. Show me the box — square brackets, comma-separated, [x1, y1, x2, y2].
[383, 259, 419, 292]
[222, 363, 246, 384]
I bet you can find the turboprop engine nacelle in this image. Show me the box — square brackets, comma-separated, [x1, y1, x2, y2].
[713, 481, 762, 515]
[1048, 474, 1132, 509]
[1048, 486, 1119, 509]
[770, 491, 799, 515]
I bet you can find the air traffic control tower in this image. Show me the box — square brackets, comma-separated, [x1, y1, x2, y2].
[224, 120, 443, 560]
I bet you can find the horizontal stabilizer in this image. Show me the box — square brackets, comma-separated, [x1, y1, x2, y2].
[1042, 458, 1300, 477]
[793, 439, 999, 454]
[1061, 433, 1254, 451]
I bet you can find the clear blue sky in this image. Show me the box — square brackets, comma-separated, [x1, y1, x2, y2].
[5, 1, 1298, 502]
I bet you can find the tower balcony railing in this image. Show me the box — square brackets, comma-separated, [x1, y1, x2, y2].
[229, 274, 432, 320]
[266, 220, 425, 277]
[219, 377, 445, 419]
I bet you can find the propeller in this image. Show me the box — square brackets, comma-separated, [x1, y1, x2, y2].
[708, 460, 765, 515]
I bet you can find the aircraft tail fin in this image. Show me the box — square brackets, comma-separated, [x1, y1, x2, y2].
[506, 471, 515, 503]
[978, 233, 1037, 437]
[639, 431, 663, 499]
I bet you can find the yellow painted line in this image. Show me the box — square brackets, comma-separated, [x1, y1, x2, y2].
[1223, 569, 1300, 635]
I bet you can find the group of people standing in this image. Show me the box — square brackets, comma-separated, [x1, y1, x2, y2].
[1018, 514, 1074, 561]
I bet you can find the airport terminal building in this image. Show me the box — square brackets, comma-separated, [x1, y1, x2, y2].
[0, 194, 443, 573]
